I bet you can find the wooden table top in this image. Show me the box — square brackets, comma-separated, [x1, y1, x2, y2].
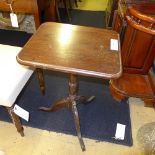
[17, 22, 122, 79]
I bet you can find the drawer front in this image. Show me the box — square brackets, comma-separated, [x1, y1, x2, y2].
[0, 0, 34, 13]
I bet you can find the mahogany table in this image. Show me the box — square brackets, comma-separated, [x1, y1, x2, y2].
[17, 22, 122, 151]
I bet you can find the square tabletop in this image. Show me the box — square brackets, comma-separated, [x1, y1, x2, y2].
[17, 22, 122, 79]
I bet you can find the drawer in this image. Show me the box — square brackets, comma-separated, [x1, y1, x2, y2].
[0, 0, 34, 13]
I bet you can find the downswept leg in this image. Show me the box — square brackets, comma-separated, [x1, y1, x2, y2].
[72, 101, 85, 151]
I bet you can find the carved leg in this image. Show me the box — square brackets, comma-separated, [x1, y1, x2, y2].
[109, 82, 127, 102]
[6, 106, 24, 137]
[69, 74, 85, 151]
[39, 98, 70, 112]
[36, 68, 45, 95]
[39, 73, 93, 151]
[72, 101, 85, 151]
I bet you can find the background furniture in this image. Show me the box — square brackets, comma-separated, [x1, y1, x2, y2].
[106, 0, 119, 28]
[112, 0, 155, 38]
[0, 0, 54, 29]
[110, 7, 155, 107]
[16, 22, 122, 151]
[0, 44, 33, 136]
[0, 0, 82, 30]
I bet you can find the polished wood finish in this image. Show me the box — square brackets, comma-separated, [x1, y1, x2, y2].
[110, 7, 155, 107]
[17, 22, 122, 79]
[17, 22, 122, 151]
[110, 71, 155, 107]
[112, 0, 155, 34]
[110, 72, 155, 101]
[123, 0, 155, 14]
[121, 7, 155, 74]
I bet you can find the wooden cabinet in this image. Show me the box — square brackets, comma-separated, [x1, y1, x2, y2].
[112, 0, 155, 34]
[0, 0, 49, 29]
[112, 0, 155, 74]
[110, 6, 155, 107]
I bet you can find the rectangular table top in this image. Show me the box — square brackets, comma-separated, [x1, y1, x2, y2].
[17, 22, 122, 79]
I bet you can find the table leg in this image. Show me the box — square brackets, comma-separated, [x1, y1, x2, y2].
[62, 0, 71, 22]
[39, 98, 70, 111]
[36, 68, 45, 95]
[69, 74, 85, 151]
[39, 73, 95, 151]
[72, 100, 85, 151]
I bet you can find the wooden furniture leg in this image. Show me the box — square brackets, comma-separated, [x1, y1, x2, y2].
[69, 74, 85, 151]
[63, 0, 71, 22]
[68, 0, 72, 9]
[6, 106, 24, 137]
[36, 68, 45, 95]
[74, 0, 78, 7]
[39, 74, 95, 151]
[44, 0, 60, 22]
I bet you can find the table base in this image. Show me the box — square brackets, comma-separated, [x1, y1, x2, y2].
[39, 74, 95, 151]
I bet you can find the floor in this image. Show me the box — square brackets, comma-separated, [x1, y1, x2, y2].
[0, 1, 155, 155]
[0, 98, 155, 155]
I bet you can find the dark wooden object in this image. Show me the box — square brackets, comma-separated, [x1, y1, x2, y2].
[6, 105, 24, 136]
[110, 7, 155, 107]
[44, 0, 59, 22]
[106, 0, 119, 28]
[0, 0, 58, 29]
[36, 68, 45, 95]
[17, 22, 122, 151]
[110, 71, 155, 106]
[112, 0, 155, 34]
[39, 74, 95, 151]
[121, 8, 155, 74]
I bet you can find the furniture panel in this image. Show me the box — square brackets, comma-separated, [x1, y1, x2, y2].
[121, 26, 155, 74]
[0, 0, 48, 29]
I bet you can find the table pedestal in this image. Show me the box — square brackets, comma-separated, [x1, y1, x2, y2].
[39, 74, 95, 151]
